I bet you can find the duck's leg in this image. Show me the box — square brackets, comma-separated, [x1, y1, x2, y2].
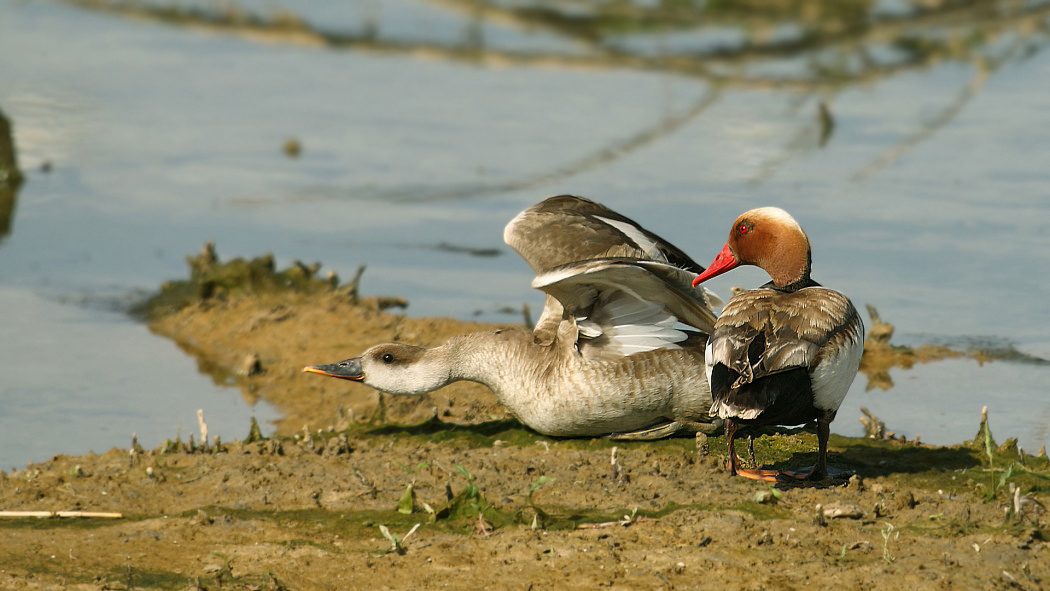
[728, 420, 802, 482]
[724, 419, 740, 475]
[610, 418, 723, 441]
[776, 416, 852, 481]
[745, 435, 757, 469]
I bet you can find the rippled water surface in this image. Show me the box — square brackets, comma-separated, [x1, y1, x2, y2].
[2, 0, 1049, 469]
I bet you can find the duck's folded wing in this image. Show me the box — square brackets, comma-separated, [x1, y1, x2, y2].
[710, 291, 837, 380]
[532, 258, 719, 358]
[707, 288, 863, 413]
[504, 195, 706, 274]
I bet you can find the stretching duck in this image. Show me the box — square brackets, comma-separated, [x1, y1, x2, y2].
[304, 195, 723, 439]
[691, 207, 864, 481]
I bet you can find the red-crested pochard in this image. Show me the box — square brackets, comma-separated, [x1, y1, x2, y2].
[691, 207, 864, 481]
[304, 195, 724, 439]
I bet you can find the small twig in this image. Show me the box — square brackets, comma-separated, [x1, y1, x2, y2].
[344, 264, 367, 303]
[577, 516, 650, 529]
[610, 446, 625, 483]
[695, 431, 709, 456]
[197, 409, 208, 452]
[859, 406, 887, 440]
[0, 511, 123, 519]
[980, 406, 995, 468]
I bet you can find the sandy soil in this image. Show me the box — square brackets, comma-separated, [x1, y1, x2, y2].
[0, 249, 1046, 591]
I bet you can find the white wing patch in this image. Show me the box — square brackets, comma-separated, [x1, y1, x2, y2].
[596, 291, 687, 355]
[577, 319, 603, 339]
[601, 290, 665, 324]
[533, 258, 716, 358]
[595, 216, 668, 263]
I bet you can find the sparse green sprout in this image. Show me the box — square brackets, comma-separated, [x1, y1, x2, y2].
[997, 464, 1016, 489]
[620, 506, 640, 526]
[881, 522, 898, 563]
[520, 474, 554, 529]
[453, 464, 478, 499]
[397, 483, 416, 515]
[396, 461, 430, 474]
[527, 475, 553, 504]
[378, 523, 421, 555]
[431, 463, 487, 524]
[981, 461, 1021, 503]
[979, 406, 996, 468]
[245, 416, 265, 443]
[753, 486, 781, 504]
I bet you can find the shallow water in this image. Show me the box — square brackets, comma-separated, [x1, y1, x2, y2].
[1, 0, 1049, 469]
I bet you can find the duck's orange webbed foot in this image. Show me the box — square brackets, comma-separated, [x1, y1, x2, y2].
[733, 467, 792, 483]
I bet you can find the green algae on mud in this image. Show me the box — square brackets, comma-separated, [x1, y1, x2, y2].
[356, 413, 1044, 498]
[292, 404, 1050, 539]
[132, 241, 343, 321]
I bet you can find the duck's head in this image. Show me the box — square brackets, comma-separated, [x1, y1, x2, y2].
[691, 207, 811, 289]
[303, 343, 450, 395]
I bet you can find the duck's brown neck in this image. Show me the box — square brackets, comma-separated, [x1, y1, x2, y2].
[749, 227, 812, 288]
[766, 244, 812, 288]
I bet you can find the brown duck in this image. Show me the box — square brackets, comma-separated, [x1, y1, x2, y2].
[304, 195, 724, 439]
[692, 207, 864, 481]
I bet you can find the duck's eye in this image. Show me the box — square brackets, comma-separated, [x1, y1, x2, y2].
[380, 353, 395, 364]
[737, 223, 749, 234]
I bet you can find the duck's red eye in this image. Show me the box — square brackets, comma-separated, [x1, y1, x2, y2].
[737, 223, 748, 234]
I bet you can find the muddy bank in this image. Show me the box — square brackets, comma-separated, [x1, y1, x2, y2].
[0, 248, 1046, 590]
[134, 242, 511, 436]
[1, 422, 1047, 591]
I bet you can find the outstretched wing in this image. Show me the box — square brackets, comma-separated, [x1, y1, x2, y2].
[505, 195, 720, 345]
[504, 195, 708, 274]
[533, 258, 719, 359]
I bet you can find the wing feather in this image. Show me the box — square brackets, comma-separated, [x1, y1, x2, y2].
[706, 287, 864, 417]
[533, 258, 718, 358]
[504, 195, 706, 273]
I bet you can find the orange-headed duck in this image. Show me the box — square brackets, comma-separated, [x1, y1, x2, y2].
[692, 207, 864, 481]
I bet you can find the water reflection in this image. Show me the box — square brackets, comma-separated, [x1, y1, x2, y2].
[860, 304, 1049, 392]
[61, 0, 1050, 84]
[60, 0, 1050, 197]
